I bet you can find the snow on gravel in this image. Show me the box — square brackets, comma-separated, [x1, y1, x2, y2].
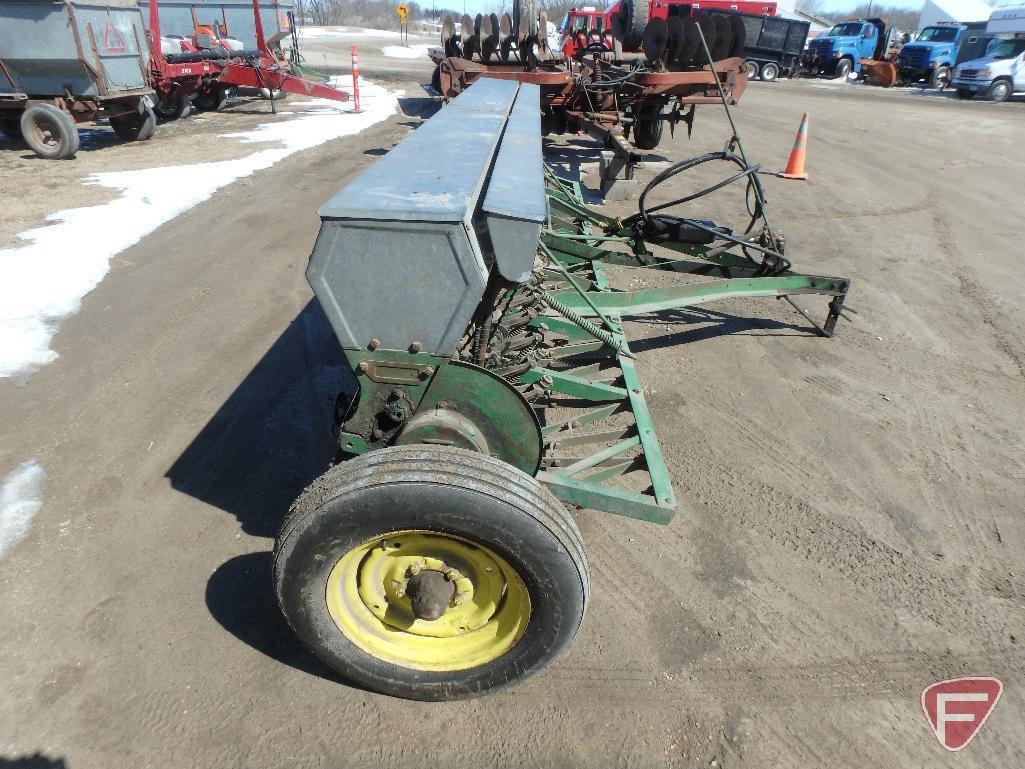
[381, 44, 432, 59]
[0, 460, 45, 561]
[0, 77, 399, 381]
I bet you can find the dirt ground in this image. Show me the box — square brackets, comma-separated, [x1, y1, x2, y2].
[1, 44, 1024, 769]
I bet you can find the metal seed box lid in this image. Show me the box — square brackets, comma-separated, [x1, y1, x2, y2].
[482, 83, 545, 224]
[317, 79, 519, 225]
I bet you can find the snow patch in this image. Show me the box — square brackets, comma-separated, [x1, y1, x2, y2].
[381, 44, 432, 59]
[0, 461, 45, 561]
[0, 77, 399, 381]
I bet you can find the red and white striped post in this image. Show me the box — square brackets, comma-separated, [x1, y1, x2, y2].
[350, 45, 362, 112]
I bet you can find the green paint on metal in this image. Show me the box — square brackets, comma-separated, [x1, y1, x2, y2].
[521, 367, 628, 402]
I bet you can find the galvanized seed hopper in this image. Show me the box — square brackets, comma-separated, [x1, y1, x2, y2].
[0, 0, 156, 158]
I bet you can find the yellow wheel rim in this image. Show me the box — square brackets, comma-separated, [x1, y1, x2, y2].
[325, 530, 531, 671]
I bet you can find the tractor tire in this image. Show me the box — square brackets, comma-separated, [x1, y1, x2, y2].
[153, 94, 191, 121]
[618, 0, 649, 51]
[273, 446, 589, 701]
[759, 61, 780, 82]
[833, 57, 852, 80]
[110, 102, 157, 142]
[431, 64, 442, 94]
[632, 105, 663, 150]
[987, 78, 1011, 102]
[929, 65, 950, 90]
[746, 60, 760, 80]
[20, 103, 79, 160]
[956, 88, 974, 100]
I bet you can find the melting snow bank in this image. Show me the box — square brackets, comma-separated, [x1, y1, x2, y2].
[381, 44, 432, 59]
[0, 461, 45, 561]
[0, 77, 398, 381]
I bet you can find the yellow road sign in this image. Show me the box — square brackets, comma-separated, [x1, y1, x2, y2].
[396, 3, 409, 19]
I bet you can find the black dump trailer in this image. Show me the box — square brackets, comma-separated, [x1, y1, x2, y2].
[716, 10, 810, 81]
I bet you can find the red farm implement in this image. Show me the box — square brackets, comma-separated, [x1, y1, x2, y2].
[146, 0, 348, 120]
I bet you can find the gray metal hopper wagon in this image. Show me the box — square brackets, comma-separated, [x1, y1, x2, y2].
[0, 0, 156, 158]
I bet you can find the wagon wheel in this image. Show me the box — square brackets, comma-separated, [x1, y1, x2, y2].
[110, 101, 157, 142]
[1, 117, 23, 140]
[274, 445, 589, 701]
[194, 87, 229, 112]
[153, 93, 191, 121]
[20, 103, 80, 160]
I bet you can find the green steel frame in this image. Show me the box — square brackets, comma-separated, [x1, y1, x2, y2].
[335, 165, 850, 526]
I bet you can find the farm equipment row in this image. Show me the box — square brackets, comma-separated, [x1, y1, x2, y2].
[0, 0, 347, 159]
[276, 77, 851, 701]
[430, 4, 752, 154]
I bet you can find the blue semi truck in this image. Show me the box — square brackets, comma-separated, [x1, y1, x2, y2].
[895, 21, 989, 88]
[801, 18, 892, 79]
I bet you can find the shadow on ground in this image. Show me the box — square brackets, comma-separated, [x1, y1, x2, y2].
[0, 755, 67, 768]
[166, 299, 351, 538]
[206, 552, 348, 684]
[628, 306, 819, 352]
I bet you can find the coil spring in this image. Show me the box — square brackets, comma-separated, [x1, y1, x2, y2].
[537, 289, 629, 357]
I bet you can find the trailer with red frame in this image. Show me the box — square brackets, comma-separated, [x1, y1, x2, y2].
[145, 0, 349, 121]
[433, 3, 750, 154]
[560, 0, 778, 57]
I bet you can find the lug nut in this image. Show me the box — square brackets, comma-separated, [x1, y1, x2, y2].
[444, 567, 460, 581]
[420, 366, 435, 379]
[408, 562, 423, 576]
[357, 361, 369, 373]
[367, 338, 380, 350]
[452, 594, 465, 606]
[395, 587, 406, 598]
[409, 341, 421, 353]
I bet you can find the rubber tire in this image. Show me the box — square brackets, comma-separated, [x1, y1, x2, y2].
[194, 87, 229, 112]
[153, 94, 190, 121]
[632, 105, 663, 150]
[987, 79, 1010, 103]
[760, 61, 780, 82]
[618, 0, 649, 47]
[710, 14, 732, 62]
[110, 103, 156, 141]
[929, 65, 949, 90]
[273, 446, 589, 701]
[746, 60, 760, 80]
[956, 87, 974, 100]
[834, 58, 852, 80]
[20, 103, 79, 159]
[431, 64, 442, 94]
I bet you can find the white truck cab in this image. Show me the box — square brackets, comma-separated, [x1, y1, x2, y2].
[951, 5, 1025, 101]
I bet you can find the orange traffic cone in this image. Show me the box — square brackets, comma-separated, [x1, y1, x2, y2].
[778, 113, 809, 180]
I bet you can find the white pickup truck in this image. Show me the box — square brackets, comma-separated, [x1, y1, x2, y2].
[951, 5, 1025, 101]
